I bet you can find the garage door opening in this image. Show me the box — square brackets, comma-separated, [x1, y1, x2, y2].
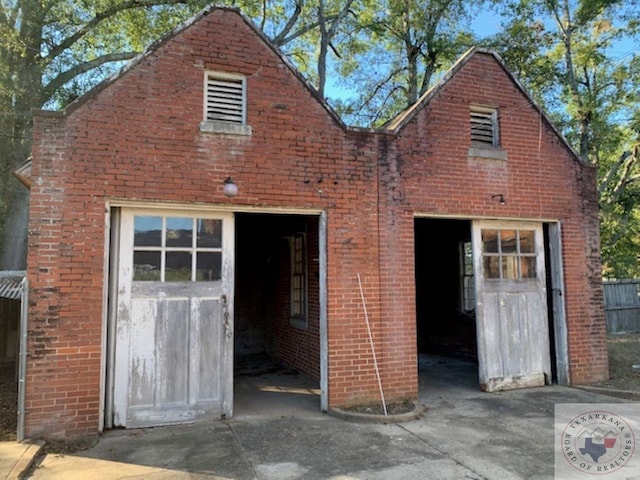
[234, 213, 321, 416]
[415, 219, 479, 392]
[416, 218, 567, 395]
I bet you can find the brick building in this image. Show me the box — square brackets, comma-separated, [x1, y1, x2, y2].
[18, 6, 607, 439]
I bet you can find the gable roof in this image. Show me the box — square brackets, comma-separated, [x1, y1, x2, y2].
[36, 6, 346, 130]
[383, 47, 587, 166]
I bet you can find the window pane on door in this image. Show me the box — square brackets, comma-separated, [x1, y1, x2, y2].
[134, 216, 162, 247]
[166, 252, 192, 281]
[519, 230, 535, 253]
[484, 256, 501, 278]
[166, 217, 193, 247]
[197, 219, 222, 248]
[500, 230, 518, 253]
[482, 230, 499, 253]
[196, 252, 222, 281]
[502, 255, 518, 279]
[520, 257, 537, 278]
[133, 251, 161, 281]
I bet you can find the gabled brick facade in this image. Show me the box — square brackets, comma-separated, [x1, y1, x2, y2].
[24, 6, 607, 439]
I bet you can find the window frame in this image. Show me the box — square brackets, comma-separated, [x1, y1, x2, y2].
[459, 240, 475, 312]
[289, 232, 308, 329]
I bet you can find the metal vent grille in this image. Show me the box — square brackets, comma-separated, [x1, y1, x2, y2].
[205, 75, 245, 125]
[471, 108, 498, 146]
[0, 271, 25, 300]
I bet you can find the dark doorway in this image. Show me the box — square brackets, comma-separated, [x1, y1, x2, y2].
[0, 297, 19, 440]
[234, 213, 320, 415]
[415, 218, 478, 392]
[415, 219, 477, 361]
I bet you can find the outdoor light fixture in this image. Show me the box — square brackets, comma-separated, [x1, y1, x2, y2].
[223, 177, 238, 197]
[491, 194, 506, 205]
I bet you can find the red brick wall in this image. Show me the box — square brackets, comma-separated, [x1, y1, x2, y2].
[392, 52, 608, 384]
[26, 9, 607, 440]
[267, 216, 320, 379]
[27, 9, 382, 438]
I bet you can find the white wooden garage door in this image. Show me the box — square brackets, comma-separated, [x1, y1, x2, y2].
[472, 220, 551, 392]
[113, 209, 234, 427]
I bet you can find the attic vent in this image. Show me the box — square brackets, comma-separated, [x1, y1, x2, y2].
[201, 72, 251, 135]
[206, 74, 245, 124]
[470, 106, 499, 147]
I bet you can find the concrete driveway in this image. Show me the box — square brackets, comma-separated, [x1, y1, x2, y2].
[25, 357, 632, 479]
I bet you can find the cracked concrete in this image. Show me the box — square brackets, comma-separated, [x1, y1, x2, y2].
[18, 357, 636, 479]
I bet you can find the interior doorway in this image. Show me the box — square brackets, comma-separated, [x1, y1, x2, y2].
[234, 213, 321, 416]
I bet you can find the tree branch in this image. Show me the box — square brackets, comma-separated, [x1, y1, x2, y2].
[271, 0, 304, 46]
[46, 0, 191, 62]
[277, 14, 340, 45]
[43, 51, 138, 101]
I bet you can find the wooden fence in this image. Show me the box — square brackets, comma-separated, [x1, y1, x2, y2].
[603, 279, 640, 334]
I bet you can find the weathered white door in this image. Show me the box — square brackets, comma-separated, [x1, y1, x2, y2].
[472, 221, 551, 391]
[113, 209, 234, 427]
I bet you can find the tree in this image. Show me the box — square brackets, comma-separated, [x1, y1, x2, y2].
[331, 0, 479, 126]
[488, 0, 640, 277]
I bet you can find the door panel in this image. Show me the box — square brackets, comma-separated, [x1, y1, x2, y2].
[473, 221, 551, 391]
[113, 209, 234, 428]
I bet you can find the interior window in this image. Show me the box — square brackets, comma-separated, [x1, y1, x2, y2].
[460, 241, 475, 312]
[290, 233, 307, 327]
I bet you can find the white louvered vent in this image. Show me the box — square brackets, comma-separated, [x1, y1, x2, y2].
[470, 107, 498, 147]
[205, 74, 245, 125]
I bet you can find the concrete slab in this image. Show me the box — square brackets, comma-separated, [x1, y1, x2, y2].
[29, 423, 255, 480]
[20, 357, 640, 479]
[0, 441, 43, 480]
[234, 370, 321, 419]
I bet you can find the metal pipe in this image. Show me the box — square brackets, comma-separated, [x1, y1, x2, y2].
[17, 275, 28, 441]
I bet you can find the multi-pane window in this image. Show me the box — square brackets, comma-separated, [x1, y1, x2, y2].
[290, 234, 307, 325]
[470, 106, 499, 148]
[481, 229, 536, 280]
[460, 241, 475, 312]
[133, 216, 223, 282]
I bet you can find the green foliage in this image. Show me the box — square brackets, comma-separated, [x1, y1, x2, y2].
[485, 0, 640, 277]
[332, 0, 482, 126]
